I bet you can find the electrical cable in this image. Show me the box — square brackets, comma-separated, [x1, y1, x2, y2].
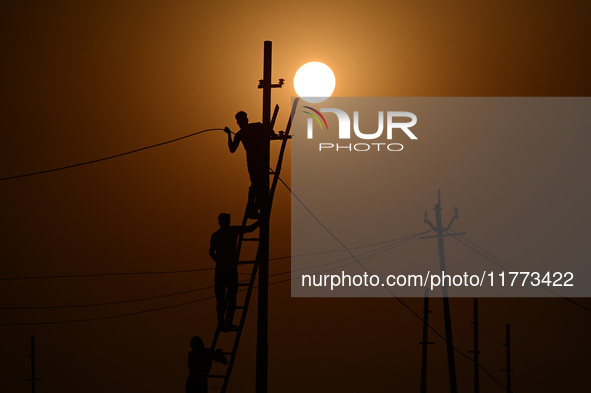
[451, 234, 591, 313]
[0, 267, 215, 281]
[0, 286, 214, 310]
[0, 275, 282, 326]
[0, 234, 422, 309]
[0, 128, 225, 181]
[0, 233, 423, 281]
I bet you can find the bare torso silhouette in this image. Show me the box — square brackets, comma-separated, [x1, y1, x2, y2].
[225, 112, 276, 218]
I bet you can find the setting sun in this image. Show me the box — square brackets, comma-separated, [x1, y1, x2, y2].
[294, 61, 335, 103]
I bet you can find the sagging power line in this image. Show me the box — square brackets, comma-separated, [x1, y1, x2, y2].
[0, 232, 423, 281]
[0, 128, 225, 181]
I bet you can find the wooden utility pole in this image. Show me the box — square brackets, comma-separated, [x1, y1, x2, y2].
[502, 324, 513, 393]
[256, 40, 284, 393]
[468, 299, 480, 393]
[420, 287, 434, 393]
[23, 336, 42, 393]
[421, 191, 466, 393]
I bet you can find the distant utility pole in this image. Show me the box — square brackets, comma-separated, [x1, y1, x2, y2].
[23, 336, 42, 393]
[256, 40, 283, 393]
[420, 286, 434, 393]
[502, 324, 513, 393]
[468, 299, 480, 393]
[421, 190, 466, 393]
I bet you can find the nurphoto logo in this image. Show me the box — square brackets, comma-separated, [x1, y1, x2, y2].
[303, 105, 418, 152]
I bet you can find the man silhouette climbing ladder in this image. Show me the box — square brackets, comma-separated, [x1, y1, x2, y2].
[209, 213, 259, 331]
[224, 111, 278, 219]
[185, 336, 227, 393]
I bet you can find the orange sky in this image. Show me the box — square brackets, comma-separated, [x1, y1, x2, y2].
[1, 1, 590, 392]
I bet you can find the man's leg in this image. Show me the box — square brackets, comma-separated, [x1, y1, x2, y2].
[214, 271, 226, 328]
[246, 161, 258, 218]
[246, 186, 258, 219]
[225, 272, 239, 327]
[251, 164, 268, 216]
[247, 160, 269, 218]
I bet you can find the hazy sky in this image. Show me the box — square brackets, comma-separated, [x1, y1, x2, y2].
[1, 1, 590, 392]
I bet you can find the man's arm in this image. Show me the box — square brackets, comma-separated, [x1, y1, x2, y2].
[268, 125, 279, 139]
[225, 127, 240, 153]
[213, 349, 228, 365]
[241, 220, 260, 234]
[209, 235, 217, 262]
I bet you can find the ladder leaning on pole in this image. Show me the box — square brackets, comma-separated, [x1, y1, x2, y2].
[208, 98, 299, 393]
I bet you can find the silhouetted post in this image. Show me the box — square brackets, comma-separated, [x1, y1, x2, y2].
[468, 299, 480, 393]
[434, 197, 457, 393]
[262, 41, 272, 125]
[23, 336, 42, 393]
[256, 39, 272, 393]
[421, 191, 466, 393]
[502, 324, 513, 393]
[420, 286, 434, 393]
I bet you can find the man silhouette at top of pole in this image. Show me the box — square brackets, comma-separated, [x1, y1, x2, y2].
[209, 213, 259, 331]
[224, 111, 277, 219]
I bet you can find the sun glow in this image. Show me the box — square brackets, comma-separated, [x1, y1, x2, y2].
[294, 62, 335, 103]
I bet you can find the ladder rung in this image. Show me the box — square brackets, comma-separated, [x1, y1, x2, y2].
[209, 375, 226, 378]
[242, 238, 259, 241]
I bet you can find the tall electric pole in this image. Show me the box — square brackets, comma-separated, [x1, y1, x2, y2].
[256, 40, 283, 393]
[23, 336, 42, 393]
[468, 299, 480, 393]
[421, 190, 466, 393]
[420, 286, 434, 393]
[502, 324, 513, 393]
